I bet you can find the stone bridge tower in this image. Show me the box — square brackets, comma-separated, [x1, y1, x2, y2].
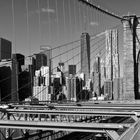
[122, 15, 140, 100]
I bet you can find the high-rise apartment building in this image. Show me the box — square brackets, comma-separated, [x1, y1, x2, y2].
[81, 32, 90, 83]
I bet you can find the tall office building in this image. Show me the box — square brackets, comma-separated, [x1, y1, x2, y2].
[0, 38, 12, 101]
[112, 30, 120, 78]
[34, 53, 47, 70]
[105, 29, 119, 80]
[0, 38, 11, 61]
[66, 76, 80, 101]
[93, 57, 101, 96]
[81, 32, 90, 83]
[40, 47, 52, 88]
[113, 77, 124, 100]
[100, 58, 106, 93]
[0, 62, 12, 101]
[69, 65, 76, 75]
[40, 47, 52, 71]
[113, 78, 120, 100]
[104, 80, 113, 100]
[12, 53, 25, 72]
[105, 29, 119, 100]
[12, 54, 33, 101]
[11, 54, 19, 101]
[66, 78, 71, 101]
[33, 66, 50, 101]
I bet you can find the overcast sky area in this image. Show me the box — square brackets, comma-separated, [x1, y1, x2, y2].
[0, 0, 139, 58]
[94, 0, 140, 15]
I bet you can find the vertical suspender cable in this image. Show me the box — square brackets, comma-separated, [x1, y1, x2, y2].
[73, 0, 77, 35]
[68, 0, 72, 41]
[83, 4, 86, 32]
[81, 1, 84, 32]
[12, 0, 16, 53]
[26, 0, 30, 57]
[78, 0, 82, 33]
[62, 0, 66, 40]
[26, 0, 33, 96]
[55, 0, 60, 68]
[94, 6, 97, 34]
[37, 0, 41, 46]
[55, 0, 59, 42]
[12, 0, 19, 101]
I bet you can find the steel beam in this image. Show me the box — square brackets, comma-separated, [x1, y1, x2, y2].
[0, 120, 128, 132]
[106, 130, 120, 140]
[13, 130, 51, 140]
[3, 109, 139, 117]
[10, 104, 140, 111]
[118, 119, 140, 140]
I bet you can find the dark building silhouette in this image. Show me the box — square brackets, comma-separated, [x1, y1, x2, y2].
[34, 53, 47, 70]
[0, 65, 12, 101]
[18, 70, 32, 101]
[69, 65, 76, 75]
[12, 53, 25, 72]
[0, 38, 11, 61]
[58, 62, 64, 72]
[11, 54, 25, 101]
[29, 64, 34, 96]
[52, 77, 62, 100]
[40, 47, 52, 67]
[11, 55, 19, 101]
[81, 32, 90, 83]
[11, 54, 32, 101]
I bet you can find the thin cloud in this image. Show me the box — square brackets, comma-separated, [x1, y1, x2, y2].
[41, 8, 55, 13]
[90, 21, 98, 26]
[28, 8, 55, 16]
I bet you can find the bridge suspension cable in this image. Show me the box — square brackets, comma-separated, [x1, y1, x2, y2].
[79, 0, 123, 20]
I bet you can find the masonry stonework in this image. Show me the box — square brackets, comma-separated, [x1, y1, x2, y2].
[122, 16, 139, 100]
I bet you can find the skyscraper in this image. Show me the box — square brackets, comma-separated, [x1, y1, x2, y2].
[105, 29, 120, 100]
[11, 54, 19, 101]
[69, 65, 76, 76]
[105, 29, 119, 80]
[40, 46, 52, 68]
[0, 38, 11, 61]
[81, 32, 90, 83]
[0, 62, 12, 101]
[33, 66, 50, 101]
[93, 56, 101, 96]
[12, 53, 25, 72]
[104, 80, 113, 100]
[34, 53, 47, 70]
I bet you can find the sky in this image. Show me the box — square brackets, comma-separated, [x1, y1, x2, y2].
[93, 0, 140, 16]
[0, 0, 140, 68]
